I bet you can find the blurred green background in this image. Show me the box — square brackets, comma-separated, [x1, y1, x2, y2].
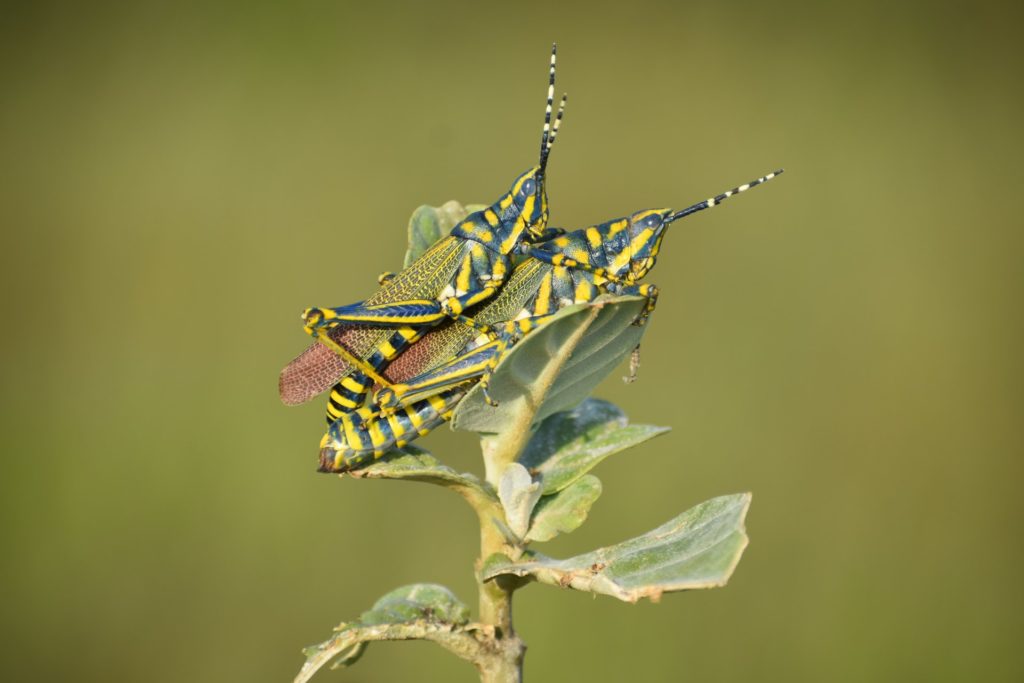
[2, 1, 1022, 680]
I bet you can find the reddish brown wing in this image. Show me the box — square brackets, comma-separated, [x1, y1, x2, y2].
[278, 329, 353, 406]
[279, 237, 468, 405]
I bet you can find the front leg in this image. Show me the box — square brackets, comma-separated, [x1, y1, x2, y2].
[374, 340, 505, 413]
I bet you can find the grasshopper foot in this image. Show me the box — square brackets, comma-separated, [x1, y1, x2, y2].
[301, 307, 334, 333]
[481, 383, 500, 407]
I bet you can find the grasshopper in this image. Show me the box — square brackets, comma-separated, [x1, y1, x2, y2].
[279, 44, 567, 411]
[318, 169, 783, 472]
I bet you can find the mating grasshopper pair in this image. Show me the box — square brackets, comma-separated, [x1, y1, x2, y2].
[280, 45, 782, 472]
[315, 171, 781, 472]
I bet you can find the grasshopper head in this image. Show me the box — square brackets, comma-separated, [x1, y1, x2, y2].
[619, 208, 675, 282]
[507, 165, 549, 241]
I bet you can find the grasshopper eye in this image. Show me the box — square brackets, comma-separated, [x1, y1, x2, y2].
[644, 215, 662, 229]
[520, 178, 536, 197]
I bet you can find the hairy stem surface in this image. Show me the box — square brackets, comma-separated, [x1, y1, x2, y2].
[475, 441, 527, 682]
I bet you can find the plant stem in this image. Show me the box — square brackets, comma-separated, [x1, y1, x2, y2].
[475, 440, 526, 682]
[476, 523, 525, 682]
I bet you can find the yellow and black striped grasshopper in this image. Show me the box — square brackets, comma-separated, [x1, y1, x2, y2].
[279, 45, 567, 410]
[317, 170, 783, 472]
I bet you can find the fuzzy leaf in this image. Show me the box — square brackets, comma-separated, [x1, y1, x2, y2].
[520, 398, 670, 495]
[404, 201, 486, 266]
[295, 584, 474, 683]
[497, 463, 542, 539]
[483, 493, 752, 602]
[526, 474, 603, 542]
[452, 296, 649, 436]
[347, 445, 482, 488]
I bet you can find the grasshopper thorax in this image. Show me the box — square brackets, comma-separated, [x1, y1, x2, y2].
[503, 165, 549, 245]
[598, 208, 674, 284]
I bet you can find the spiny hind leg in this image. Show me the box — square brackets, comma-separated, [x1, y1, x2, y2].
[320, 327, 430, 419]
[374, 341, 504, 413]
[304, 279, 503, 333]
[301, 301, 448, 390]
[325, 373, 373, 424]
[473, 335, 520, 407]
[303, 300, 447, 331]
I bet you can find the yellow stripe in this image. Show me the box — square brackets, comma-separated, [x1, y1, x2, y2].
[427, 394, 447, 412]
[607, 220, 628, 237]
[380, 340, 397, 359]
[575, 280, 594, 302]
[368, 417, 387, 451]
[408, 407, 425, 429]
[569, 248, 590, 265]
[586, 227, 602, 249]
[343, 416, 365, 452]
[534, 275, 552, 315]
[628, 228, 653, 258]
[330, 393, 359, 410]
[340, 376, 363, 393]
[492, 257, 506, 278]
[501, 195, 534, 252]
[456, 253, 472, 293]
[484, 209, 499, 227]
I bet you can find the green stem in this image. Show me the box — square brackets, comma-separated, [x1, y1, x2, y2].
[476, 525, 525, 682]
[474, 440, 527, 682]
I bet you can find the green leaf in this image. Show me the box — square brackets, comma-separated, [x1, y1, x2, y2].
[483, 493, 752, 603]
[452, 296, 649, 437]
[344, 446, 501, 519]
[497, 463, 542, 539]
[295, 584, 475, 683]
[519, 398, 670, 495]
[359, 584, 470, 625]
[526, 474, 603, 543]
[404, 201, 486, 267]
[348, 445, 481, 488]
